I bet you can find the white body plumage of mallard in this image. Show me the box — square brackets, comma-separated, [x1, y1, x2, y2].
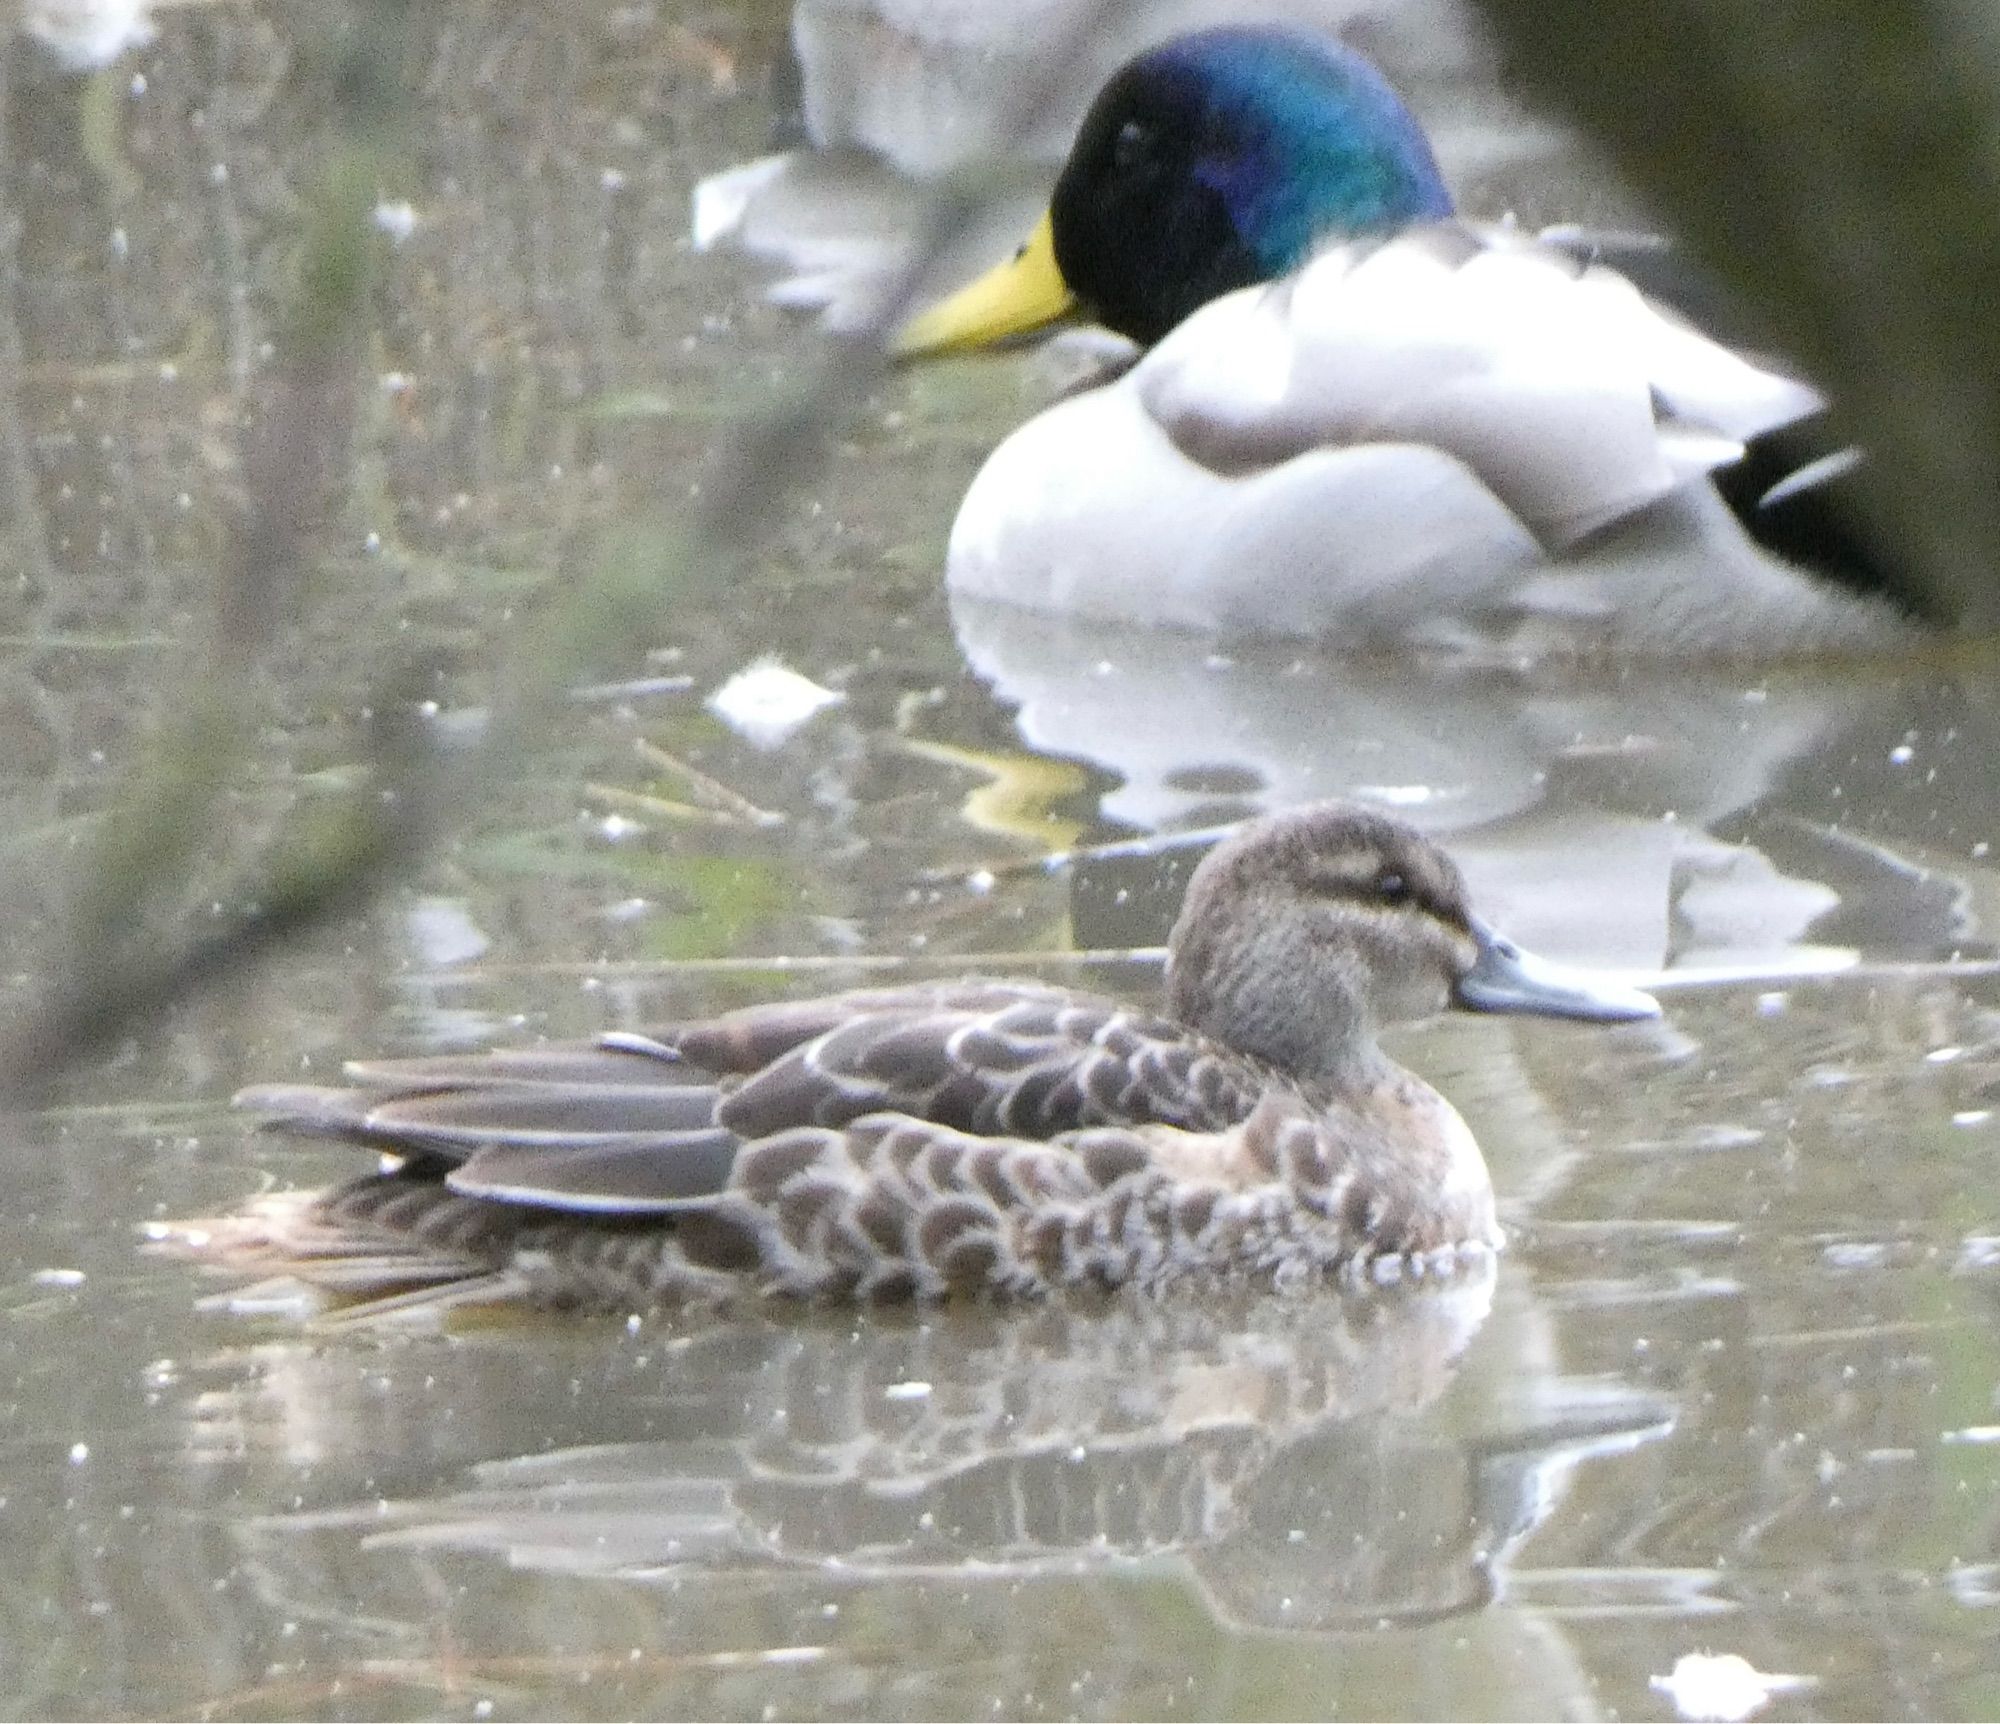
[945, 226, 1912, 656]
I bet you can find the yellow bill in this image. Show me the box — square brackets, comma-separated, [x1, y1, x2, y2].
[894, 211, 1077, 356]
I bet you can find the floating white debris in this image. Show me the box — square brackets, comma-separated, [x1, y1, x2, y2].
[1948, 1562, 2000, 1606]
[1683, 1123, 1767, 1152]
[405, 898, 489, 968]
[372, 200, 418, 242]
[755, 1647, 828, 1668]
[570, 673, 696, 704]
[1650, 1652, 1812, 1722]
[1956, 1235, 2000, 1271]
[882, 1380, 932, 1402]
[31, 1268, 85, 1288]
[706, 658, 844, 749]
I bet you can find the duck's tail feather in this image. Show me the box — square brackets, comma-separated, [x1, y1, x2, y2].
[1543, 227, 1936, 623]
[231, 1083, 380, 1140]
[1713, 412, 1935, 622]
[144, 1189, 526, 1327]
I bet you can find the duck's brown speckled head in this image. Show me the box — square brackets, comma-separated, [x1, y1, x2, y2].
[1165, 802, 1656, 1085]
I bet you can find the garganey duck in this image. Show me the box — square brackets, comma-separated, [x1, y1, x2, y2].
[191, 802, 1655, 1314]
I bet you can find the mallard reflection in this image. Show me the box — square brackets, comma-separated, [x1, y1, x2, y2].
[950, 598, 1935, 979]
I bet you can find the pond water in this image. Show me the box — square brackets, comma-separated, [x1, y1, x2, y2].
[4, 1, 2000, 1718]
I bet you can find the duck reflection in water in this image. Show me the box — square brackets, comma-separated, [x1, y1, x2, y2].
[216, 1280, 1673, 1645]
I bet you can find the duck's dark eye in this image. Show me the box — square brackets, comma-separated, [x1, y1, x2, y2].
[1376, 871, 1409, 904]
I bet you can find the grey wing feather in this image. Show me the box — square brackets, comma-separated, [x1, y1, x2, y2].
[342, 1045, 684, 1090]
[236, 1039, 740, 1215]
[445, 1133, 741, 1212]
[239, 1066, 726, 1156]
[345, 1082, 724, 1148]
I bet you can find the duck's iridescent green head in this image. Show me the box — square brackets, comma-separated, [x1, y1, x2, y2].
[899, 27, 1452, 352]
[1054, 28, 1453, 341]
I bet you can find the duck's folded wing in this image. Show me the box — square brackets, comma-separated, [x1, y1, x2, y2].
[233, 985, 1061, 1161]
[704, 989, 1266, 1141]
[234, 983, 1263, 1219]
[238, 983, 1265, 1211]
[1134, 222, 1823, 553]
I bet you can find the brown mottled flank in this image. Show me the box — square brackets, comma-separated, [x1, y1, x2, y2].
[169, 803, 1652, 1316]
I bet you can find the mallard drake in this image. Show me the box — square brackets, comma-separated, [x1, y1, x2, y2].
[188, 803, 1654, 1315]
[897, 26, 1924, 657]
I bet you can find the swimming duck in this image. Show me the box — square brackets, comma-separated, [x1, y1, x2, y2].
[193, 803, 1654, 1315]
[897, 26, 1923, 657]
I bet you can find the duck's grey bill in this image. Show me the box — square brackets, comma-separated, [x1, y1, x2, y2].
[1454, 918, 1660, 1023]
